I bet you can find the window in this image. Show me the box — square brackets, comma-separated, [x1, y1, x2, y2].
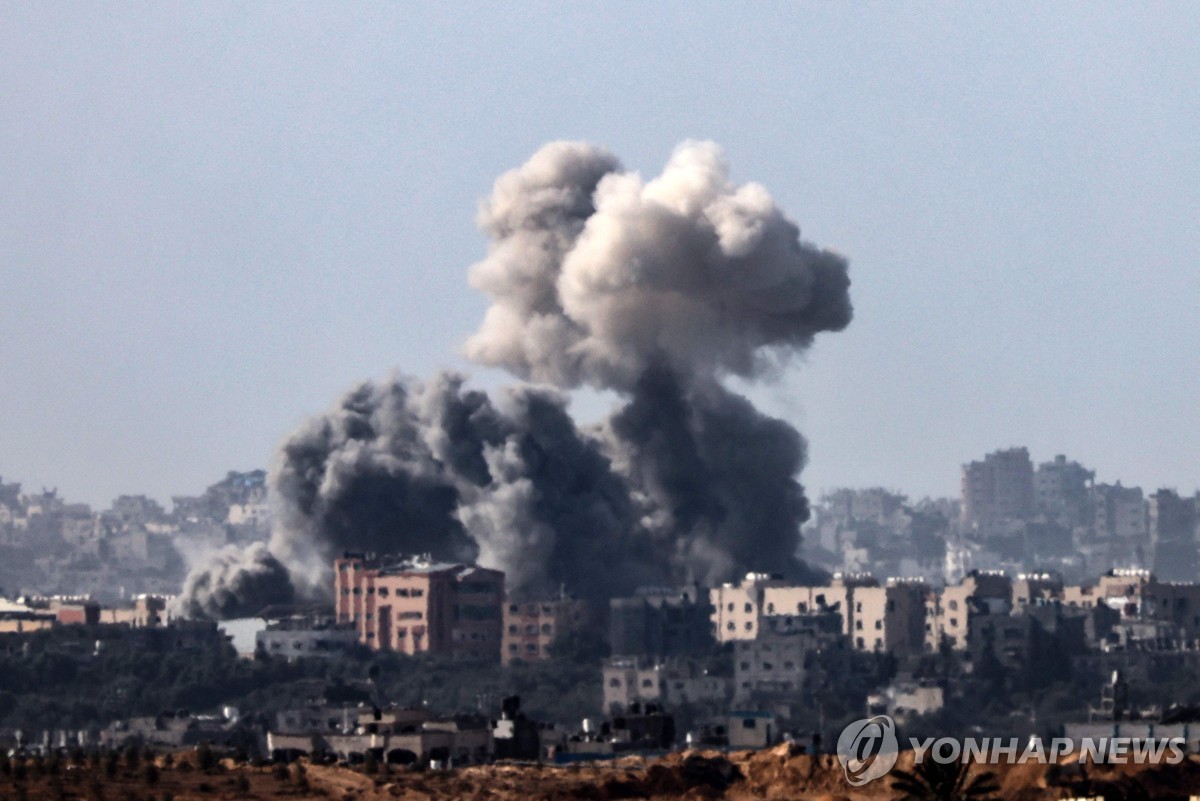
[855, 601, 862, 612]
[525, 643, 538, 652]
[641, 679, 653, 688]
[352, 588, 361, 596]
[609, 678, 621, 687]
[949, 600, 959, 611]
[783, 661, 794, 670]
[886, 600, 895, 612]
[744, 602, 753, 613]
[525, 624, 537, 635]
[855, 620, 863, 630]
[767, 603, 775, 614]
[399, 611, 423, 621]
[507, 625, 518, 634]
[745, 622, 753, 631]
[727, 622, 735, 631]
[367, 586, 375, 594]
[412, 589, 424, 598]
[950, 618, 958, 627]
[727, 603, 734, 612]
[509, 604, 519, 613]
[874, 620, 882, 630]
[740, 662, 750, 670]
[379, 588, 389, 598]
[541, 623, 553, 634]
[762, 662, 773, 671]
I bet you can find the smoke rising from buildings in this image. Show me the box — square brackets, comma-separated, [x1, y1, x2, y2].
[175, 542, 294, 620]
[177, 140, 852, 618]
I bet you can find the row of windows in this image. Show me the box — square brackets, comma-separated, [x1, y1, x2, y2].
[506, 623, 554, 635]
[506, 643, 541, 653]
[738, 661, 798, 671]
[346, 586, 426, 598]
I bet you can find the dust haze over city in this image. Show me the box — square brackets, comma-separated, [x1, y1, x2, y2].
[1, 5, 1199, 799]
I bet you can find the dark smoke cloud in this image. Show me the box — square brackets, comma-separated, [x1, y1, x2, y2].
[177, 140, 851, 618]
[174, 543, 293, 620]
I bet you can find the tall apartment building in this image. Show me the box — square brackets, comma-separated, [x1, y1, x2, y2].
[334, 554, 504, 662]
[961, 448, 1034, 529]
[1034, 454, 1094, 528]
[1092, 483, 1147, 541]
[501, 596, 592, 665]
[1148, 490, 1199, 582]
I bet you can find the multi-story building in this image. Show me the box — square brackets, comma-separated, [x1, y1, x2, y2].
[710, 573, 788, 642]
[848, 579, 929, 654]
[602, 658, 732, 713]
[502, 596, 592, 665]
[926, 570, 1013, 651]
[334, 554, 504, 662]
[961, 448, 1035, 529]
[1035, 454, 1095, 528]
[1149, 490, 1198, 582]
[610, 586, 713, 657]
[733, 611, 846, 702]
[256, 615, 359, 661]
[1092, 483, 1147, 541]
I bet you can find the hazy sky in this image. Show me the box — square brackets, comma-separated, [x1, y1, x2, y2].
[1, 4, 1197, 508]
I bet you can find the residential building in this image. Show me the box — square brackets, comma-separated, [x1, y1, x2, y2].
[502, 596, 591, 665]
[961, 447, 1035, 529]
[334, 553, 504, 661]
[1034, 454, 1094, 528]
[610, 585, 713, 656]
[926, 570, 1013, 651]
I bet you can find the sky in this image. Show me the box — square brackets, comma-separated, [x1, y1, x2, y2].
[1, 3, 1197, 509]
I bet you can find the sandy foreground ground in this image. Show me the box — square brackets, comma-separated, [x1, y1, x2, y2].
[3, 745, 1199, 800]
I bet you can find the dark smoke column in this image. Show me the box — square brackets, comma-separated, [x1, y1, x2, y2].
[174, 140, 851, 618]
[465, 140, 852, 586]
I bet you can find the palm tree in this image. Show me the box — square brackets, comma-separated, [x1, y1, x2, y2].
[889, 758, 1001, 801]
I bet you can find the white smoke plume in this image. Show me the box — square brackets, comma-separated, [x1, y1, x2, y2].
[177, 140, 851, 618]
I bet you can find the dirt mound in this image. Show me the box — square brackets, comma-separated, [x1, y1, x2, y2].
[4, 748, 1200, 800]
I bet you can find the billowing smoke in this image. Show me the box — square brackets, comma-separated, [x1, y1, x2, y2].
[175, 543, 294, 620]
[177, 140, 851, 618]
[465, 140, 851, 390]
